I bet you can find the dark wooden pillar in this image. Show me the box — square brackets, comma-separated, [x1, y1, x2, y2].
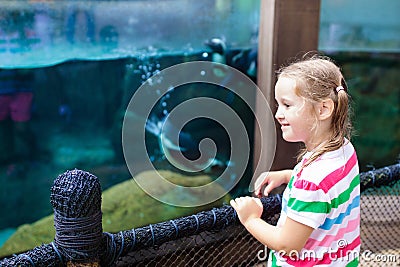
[254, 0, 321, 173]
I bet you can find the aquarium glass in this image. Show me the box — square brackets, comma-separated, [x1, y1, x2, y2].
[0, 0, 260, 254]
[319, 0, 400, 171]
[319, 0, 400, 52]
[0, 0, 260, 68]
[1, 0, 398, 257]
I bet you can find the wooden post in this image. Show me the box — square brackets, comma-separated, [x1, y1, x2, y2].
[254, 0, 321, 174]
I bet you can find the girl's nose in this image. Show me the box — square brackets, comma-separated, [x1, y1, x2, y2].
[275, 106, 284, 120]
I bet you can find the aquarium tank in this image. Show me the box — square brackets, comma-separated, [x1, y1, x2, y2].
[0, 0, 399, 257]
[0, 0, 261, 254]
[319, 0, 400, 170]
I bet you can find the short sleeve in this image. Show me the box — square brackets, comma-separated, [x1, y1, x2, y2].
[286, 179, 331, 229]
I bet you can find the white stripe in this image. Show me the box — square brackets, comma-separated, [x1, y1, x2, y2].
[288, 175, 359, 208]
[325, 166, 359, 198]
[290, 186, 329, 202]
[299, 143, 355, 184]
[310, 226, 360, 253]
[326, 184, 360, 220]
[310, 206, 360, 241]
[286, 209, 328, 229]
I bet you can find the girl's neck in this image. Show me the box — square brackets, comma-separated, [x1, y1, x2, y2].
[306, 139, 328, 153]
[305, 130, 332, 152]
[305, 118, 333, 152]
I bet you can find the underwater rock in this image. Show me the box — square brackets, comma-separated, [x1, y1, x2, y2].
[0, 170, 230, 257]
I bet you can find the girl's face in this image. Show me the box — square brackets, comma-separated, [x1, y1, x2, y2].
[274, 77, 316, 147]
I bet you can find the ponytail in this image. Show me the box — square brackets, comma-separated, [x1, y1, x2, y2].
[302, 77, 352, 167]
[333, 78, 352, 141]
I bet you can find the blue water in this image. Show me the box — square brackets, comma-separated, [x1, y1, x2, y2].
[0, 1, 260, 68]
[1, 0, 398, 69]
[0, 228, 16, 248]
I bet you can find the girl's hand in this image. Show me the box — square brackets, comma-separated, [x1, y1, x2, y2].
[230, 196, 263, 226]
[254, 170, 292, 197]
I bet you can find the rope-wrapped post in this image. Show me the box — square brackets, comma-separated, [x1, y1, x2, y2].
[50, 169, 103, 266]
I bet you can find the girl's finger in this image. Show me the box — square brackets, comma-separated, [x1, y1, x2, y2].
[254, 197, 263, 208]
[236, 197, 245, 204]
[255, 185, 262, 196]
[230, 199, 237, 209]
[254, 173, 269, 196]
[263, 181, 275, 196]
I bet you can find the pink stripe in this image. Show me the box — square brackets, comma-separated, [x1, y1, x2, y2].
[304, 217, 359, 250]
[283, 236, 361, 266]
[293, 151, 357, 193]
[319, 151, 357, 193]
[293, 179, 319, 191]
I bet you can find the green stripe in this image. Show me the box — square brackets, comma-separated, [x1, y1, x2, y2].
[287, 175, 294, 189]
[270, 250, 278, 266]
[287, 174, 360, 213]
[270, 251, 358, 266]
[346, 256, 359, 267]
[331, 174, 359, 209]
[288, 197, 330, 213]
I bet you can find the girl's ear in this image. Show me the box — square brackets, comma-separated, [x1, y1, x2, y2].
[317, 99, 334, 121]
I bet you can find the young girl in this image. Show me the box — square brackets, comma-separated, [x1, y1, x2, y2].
[230, 56, 360, 266]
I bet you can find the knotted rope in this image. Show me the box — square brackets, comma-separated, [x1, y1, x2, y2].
[50, 169, 103, 264]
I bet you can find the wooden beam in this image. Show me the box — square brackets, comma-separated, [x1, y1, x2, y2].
[254, 0, 321, 174]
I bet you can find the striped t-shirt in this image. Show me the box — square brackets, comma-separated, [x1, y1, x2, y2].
[268, 140, 360, 267]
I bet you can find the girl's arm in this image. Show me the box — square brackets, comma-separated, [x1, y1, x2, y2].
[230, 196, 313, 254]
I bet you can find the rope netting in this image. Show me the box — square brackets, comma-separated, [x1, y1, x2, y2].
[359, 167, 400, 267]
[0, 163, 399, 267]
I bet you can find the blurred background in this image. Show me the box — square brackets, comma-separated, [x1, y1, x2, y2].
[0, 0, 398, 253]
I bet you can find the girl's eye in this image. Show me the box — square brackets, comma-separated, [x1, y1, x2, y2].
[275, 101, 290, 109]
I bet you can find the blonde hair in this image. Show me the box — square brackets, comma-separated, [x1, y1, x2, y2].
[277, 55, 352, 166]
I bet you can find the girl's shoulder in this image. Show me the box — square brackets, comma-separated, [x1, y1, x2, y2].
[304, 140, 356, 166]
[298, 141, 358, 184]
